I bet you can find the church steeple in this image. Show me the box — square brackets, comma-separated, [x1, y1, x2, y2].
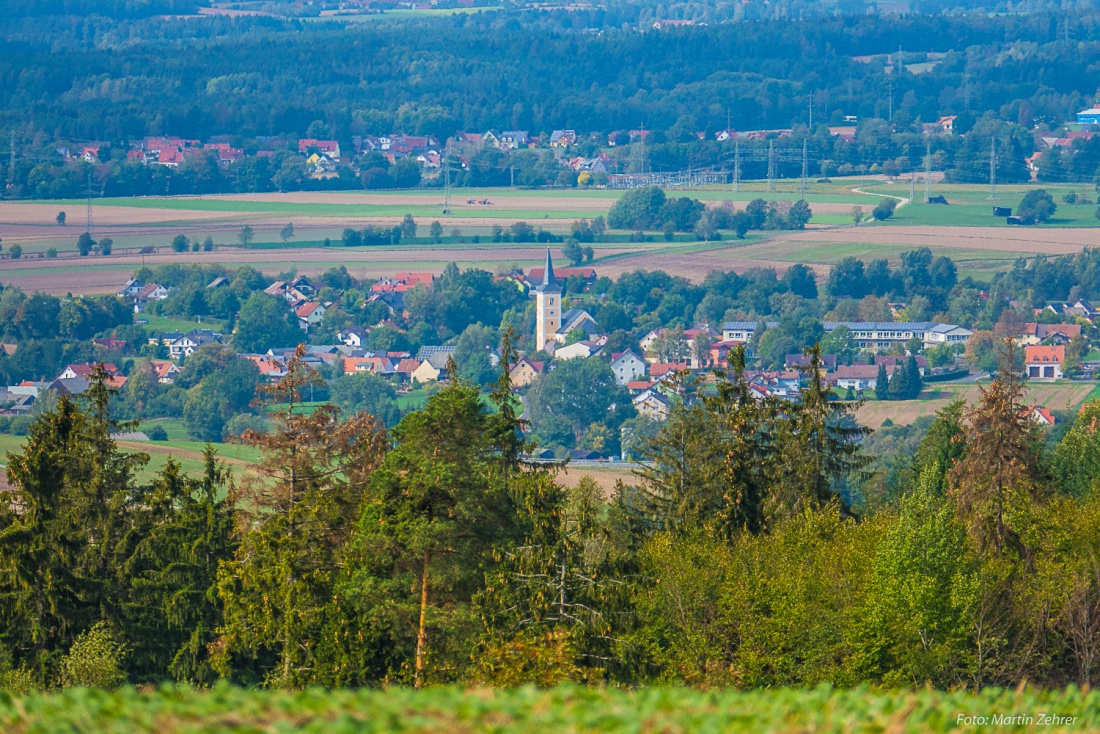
[534, 247, 559, 293]
[533, 248, 561, 350]
[542, 247, 555, 288]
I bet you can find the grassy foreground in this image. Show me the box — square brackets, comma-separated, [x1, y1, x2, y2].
[1, 684, 1098, 733]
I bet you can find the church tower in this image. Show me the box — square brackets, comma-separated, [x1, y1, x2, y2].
[533, 248, 561, 351]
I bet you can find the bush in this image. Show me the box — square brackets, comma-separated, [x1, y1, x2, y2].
[46, 248, 57, 258]
[56, 623, 126, 690]
[607, 186, 666, 229]
[9, 245, 21, 260]
[146, 425, 168, 441]
[223, 413, 270, 440]
[1018, 189, 1056, 224]
[98, 238, 112, 255]
[872, 198, 897, 221]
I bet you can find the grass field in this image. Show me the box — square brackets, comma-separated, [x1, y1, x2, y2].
[139, 315, 227, 334]
[1, 682, 1097, 733]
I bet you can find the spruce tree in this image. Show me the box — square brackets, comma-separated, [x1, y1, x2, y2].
[875, 363, 889, 400]
[949, 343, 1041, 559]
[214, 347, 387, 687]
[122, 450, 235, 684]
[768, 347, 871, 519]
[906, 355, 923, 399]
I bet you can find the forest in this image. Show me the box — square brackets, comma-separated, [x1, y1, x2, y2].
[2, 9, 1099, 158]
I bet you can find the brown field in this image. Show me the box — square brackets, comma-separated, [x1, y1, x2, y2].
[557, 464, 636, 496]
[856, 382, 1096, 428]
[779, 225, 1095, 254]
[0, 244, 645, 294]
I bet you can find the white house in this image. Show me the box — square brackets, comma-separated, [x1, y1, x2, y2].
[554, 341, 602, 361]
[610, 350, 647, 386]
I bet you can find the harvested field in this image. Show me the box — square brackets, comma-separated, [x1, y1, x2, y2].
[558, 464, 636, 497]
[779, 225, 1095, 254]
[0, 243, 643, 294]
[856, 382, 1096, 428]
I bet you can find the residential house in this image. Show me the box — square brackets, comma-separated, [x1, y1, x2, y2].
[130, 283, 171, 313]
[265, 277, 315, 303]
[480, 130, 500, 148]
[834, 364, 892, 392]
[117, 279, 146, 298]
[343, 355, 395, 377]
[167, 329, 224, 359]
[633, 389, 672, 420]
[298, 139, 341, 161]
[411, 346, 456, 384]
[554, 340, 602, 361]
[785, 354, 838, 373]
[337, 326, 368, 348]
[508, 358, 544, 388]
[549, 130, 576, 148]
[207, 277, 229, 289]
[242, 355, 288, 383]
[296, 301, 327, 329]
[1028, 406, 1056, 427]
[1025, 345, 1065, 380]
[149, 360, 182, 384]
[874, 354, 927, 376]
[610, 350, 647, 386]
[92, 338, 127, 351]
[498, 131, 530, 150]
[555, 309, 600, 343]
[57, 363, 123, 381]
[393, 358, 421, 382]
[1015, 322, 1082, 346]
[649, 362, 690, 379]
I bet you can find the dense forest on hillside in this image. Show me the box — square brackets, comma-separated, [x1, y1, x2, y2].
[1, 9, 1098, 145]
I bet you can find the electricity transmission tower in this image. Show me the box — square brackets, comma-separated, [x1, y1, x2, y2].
[924, 141, 932, 201]
[732, 139, 741, 192]
[767, 140, 776, 192]
[800, 138, 808, 200]
[988, 138, 997, 199]
[442, 141, 452, 214]
[85, 168, 94, 238]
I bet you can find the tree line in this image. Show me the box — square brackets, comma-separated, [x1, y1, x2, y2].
[7, 341, 1100, 690]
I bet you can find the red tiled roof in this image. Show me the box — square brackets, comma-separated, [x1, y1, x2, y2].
[1025, 345, 1065, 363]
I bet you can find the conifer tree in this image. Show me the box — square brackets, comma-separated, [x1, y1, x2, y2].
[122, 450, 235, 684]
[346, 367, 517, 687]
[949, 341, 1041, 559]
[214, 347, 387, 687]
[0, 368, 147, 681]
[768, 347, 870, 520]
[875, 363, 889, 400]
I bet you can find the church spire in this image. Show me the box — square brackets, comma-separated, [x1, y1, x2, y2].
[542, 247, 555, 287]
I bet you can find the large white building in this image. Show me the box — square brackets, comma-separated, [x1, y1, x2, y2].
[721, 320, 972, 350]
